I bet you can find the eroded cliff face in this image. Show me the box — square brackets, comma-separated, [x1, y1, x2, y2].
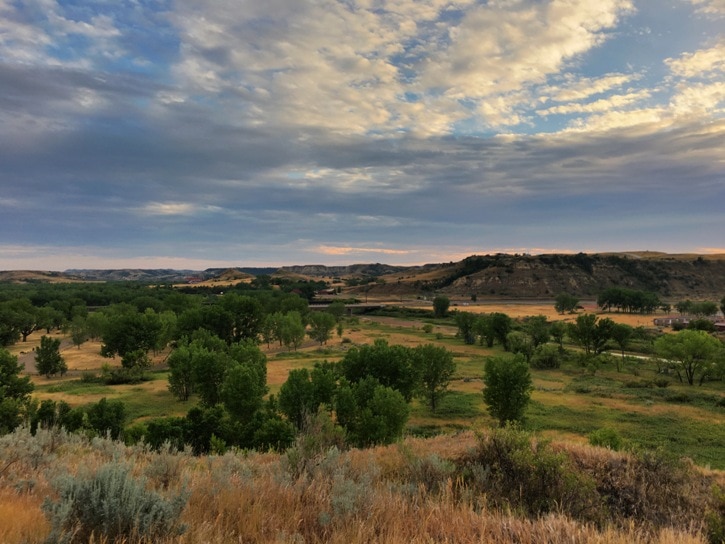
[434, 254, 725, 299]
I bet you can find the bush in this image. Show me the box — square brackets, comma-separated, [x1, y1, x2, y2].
[457, 426, 602, 522]
[653, 378, 671, 388]
[43, 462, 188, 543]
[530, 344, 561, 369]
[665, 392, 692, 403]
[706, 485, 725, 544]
[588, 427, 623, 451]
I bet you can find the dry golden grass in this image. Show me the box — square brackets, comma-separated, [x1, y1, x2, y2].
[1, 428, 716, 544]
[0, 488, 50, 543]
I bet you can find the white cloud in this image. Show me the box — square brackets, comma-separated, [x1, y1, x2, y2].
[665, 39, 725, 78]
[537, 89, 651, 115]
[689, 0, 725, 17]
[166, 0, 634, 135]
[139, 202, 224, 216]
[315, 245, 414, 256]
[542, 73, 636, 103]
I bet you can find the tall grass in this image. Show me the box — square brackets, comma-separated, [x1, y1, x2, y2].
[1, 426, 721, 544]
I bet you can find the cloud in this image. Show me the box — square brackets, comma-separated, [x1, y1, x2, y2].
[665, 39, 725, 78]
[0, 1, 723, 269]
[316, 245, 415, 256]
[689, 0, 725, 17]
[140, 202, 211, 216]
[542, 73, 637, 102]
[537, 89, 651, 115]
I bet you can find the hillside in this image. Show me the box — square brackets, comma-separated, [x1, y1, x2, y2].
[3, 253, 725, 299]
[348, 253, 725, 300]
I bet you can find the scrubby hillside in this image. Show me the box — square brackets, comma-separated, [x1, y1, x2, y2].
[1, 425, 723, 544]
[351, 253, 725, 299]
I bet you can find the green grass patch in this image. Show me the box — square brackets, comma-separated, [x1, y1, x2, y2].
[38, 381, 116, 396]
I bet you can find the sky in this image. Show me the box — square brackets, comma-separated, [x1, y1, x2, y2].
[1, 0, 724, 270]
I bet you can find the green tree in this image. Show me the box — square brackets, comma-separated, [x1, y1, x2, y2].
[8, 299, 38, 342]
[166, 344, 195, 401]
[192, 348, 232, 407]
[483, 354, 532, 426]
[86, 397, 126, 439]
[568, 314, 613, 356]
[0, 348, 34, 433]
[506, 331, 535, 363]
[327, 301, 346, 320]
[554, 292, 579, 314]
[220, 294, 264, 342]
[37, 306, 64, 334]
[335, 376, 409, 447]
[413, 344, 456, 412]
[654, 329, 724, 385]
[339, 339, 418, 401]
[69, 315, 88, 349]
[84, 312, 108, 341]
[549, 321, 567, 351]
[490, 312, 513, 349]
[34, 335, 67, 378]
[474, 314, 494, 347]
[278, 368, 315, 430]
[100, 310, 161, 360]
[221, 362, 267, 421]
[690, 301, 718, 317]
[280, 311, 306, 351]
[307, 311, 336, 345]
[455, 312, 477, 344]
[610, 323, 634, 372]
[433, 295, 450, 318]
[522, 315, 550, 348]
[0, 306, 21, 346]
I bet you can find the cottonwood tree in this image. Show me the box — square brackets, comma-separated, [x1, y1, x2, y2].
[280, 311, 306, 351]
[456, 312, 477, 344]
[167, 344, 195, 401]
[522, 315, 550, 348]
[610, 323, 634, 372]
[483, 354, 532, 426]
[433, 295, 450, 318]
[279, 368, 315, 430]
[339, 339, 418, 401]
[307, 312, 336, 345]
[655, 329, 724, 385]
[554, 292, 579, 314]
[34, 335, 67, 378]
[335, 376, 409, 447]
[0, 348, 34, 433]
[100, 310, 162, 362]
[568, 314, 614, 356]
[413, 344, 456, 412]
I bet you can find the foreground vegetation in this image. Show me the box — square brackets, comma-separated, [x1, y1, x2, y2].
[1, 422, 723, 544]
[1, 278, 724, 542]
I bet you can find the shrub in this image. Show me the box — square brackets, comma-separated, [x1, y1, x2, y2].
[530, 344, 561, 369]
[665, 392, 692, 403]
[588, 427, 623, 451]
[653, 378, 671, 388]
[43, 462, 188, 543]
[706, 485, 725, 544]
[457, 426, 602, 522]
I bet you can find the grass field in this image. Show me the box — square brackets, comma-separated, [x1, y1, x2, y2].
[15, 302, 725, 469]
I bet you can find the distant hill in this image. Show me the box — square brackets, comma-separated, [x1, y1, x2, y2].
[2, 253, 724, 299]
[360, 253, 725, 300]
